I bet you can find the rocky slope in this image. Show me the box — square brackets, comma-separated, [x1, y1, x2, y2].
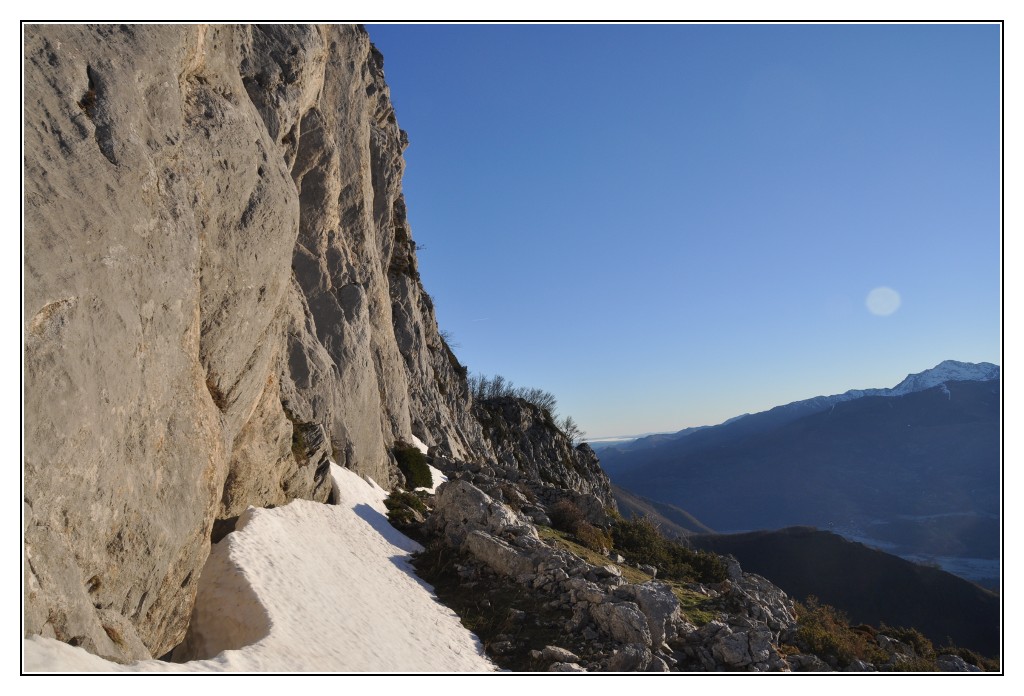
[405, 477, 987, 672]
[23, 24, 491, 662]
[473, 397, 614, 514]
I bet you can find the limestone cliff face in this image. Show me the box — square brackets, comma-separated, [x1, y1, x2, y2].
[23, 24, 488, 661]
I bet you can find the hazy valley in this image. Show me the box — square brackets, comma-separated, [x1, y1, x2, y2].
[602, 361, 1000, 588]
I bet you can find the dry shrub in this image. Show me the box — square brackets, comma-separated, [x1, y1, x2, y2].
[575, 523, 613, 554]
[548, 500, 586, 534]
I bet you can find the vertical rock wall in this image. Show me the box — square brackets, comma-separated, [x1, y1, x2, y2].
[23, 24, 488, 661]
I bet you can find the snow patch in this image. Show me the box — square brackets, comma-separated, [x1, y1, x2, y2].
[775, 360, 998, 419]
[416, 463, 448, 494]
[24, 464, 494, 673]
[410, 434, 429, 454]
[889, 359, 999, 396]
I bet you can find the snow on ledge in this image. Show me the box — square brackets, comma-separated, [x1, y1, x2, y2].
[416, 463, 448, 495]
[410, 434, 429, 454]
[24, 464, 493, 673]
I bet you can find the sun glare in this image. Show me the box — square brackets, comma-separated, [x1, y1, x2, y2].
[865, 286, 902, 316]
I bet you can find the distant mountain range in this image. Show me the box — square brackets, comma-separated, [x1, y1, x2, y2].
[603, 360, 1000, 587]
[599, 360, 999, 460]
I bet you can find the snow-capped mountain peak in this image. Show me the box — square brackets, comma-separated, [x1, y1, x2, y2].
[890, 360, 1000, 396]
[732, 360, 999, 429]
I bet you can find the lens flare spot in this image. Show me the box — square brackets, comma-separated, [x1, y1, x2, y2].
[866, 286, 901, 316]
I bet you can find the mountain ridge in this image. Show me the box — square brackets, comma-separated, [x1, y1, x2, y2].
[602, 360, 999, 460]
[605, 373, 999, 591]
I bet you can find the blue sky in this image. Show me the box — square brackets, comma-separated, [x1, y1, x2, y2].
[366, 23, 1001, 439]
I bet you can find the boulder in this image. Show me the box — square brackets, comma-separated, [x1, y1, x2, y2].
[541, 645, 580, 664]
[613, 582, 681, 646]
[549, 662, 586, 672]
[429, 480, 535, 546]
[723, 570, 797, 638]
[566, 578, 606, 604]
[691, 619, 788, 672]
[591, 601, 652, 646]
[711, 629, 754, 668]
[462, 531, 536, 578]
[606, 644, 653, 672]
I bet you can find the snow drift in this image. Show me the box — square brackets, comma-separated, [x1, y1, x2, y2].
[23, 465, 494, 673]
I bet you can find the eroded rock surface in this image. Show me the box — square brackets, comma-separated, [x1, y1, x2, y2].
[24, 24, 487, 661]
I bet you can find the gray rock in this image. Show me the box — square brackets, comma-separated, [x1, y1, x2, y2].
[549, 662, 586, 672]
[429, 479, 535, 546]
[566, 578, 606, 604]
[24, 522, 151, 663]
[637, 564, 658, 578]
[746, 627, 773, 664]
[724, 556, 745, 582]
[541, 645, 580, 663]
[606, 644, 653, 672]
[591, 601, 653, 646]
[528, 512, 552, 526]
[462, 531, 536, 578]
[614, 582, 681, 646]
[711, 629, 754, 667]
[696, 619, 729, 639]
[877, 633, 915, 662]
[23, 23, 493, 661]
[490, 641, 516, 655]
[679, 612, 792, 672]
[786, 653, 833, 672]
[24, 26, 242, 659]
[936, 654, 981, 672]
[724, 569, 797, 638]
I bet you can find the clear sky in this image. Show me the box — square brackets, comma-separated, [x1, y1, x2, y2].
[366, 23, 1001, 439]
